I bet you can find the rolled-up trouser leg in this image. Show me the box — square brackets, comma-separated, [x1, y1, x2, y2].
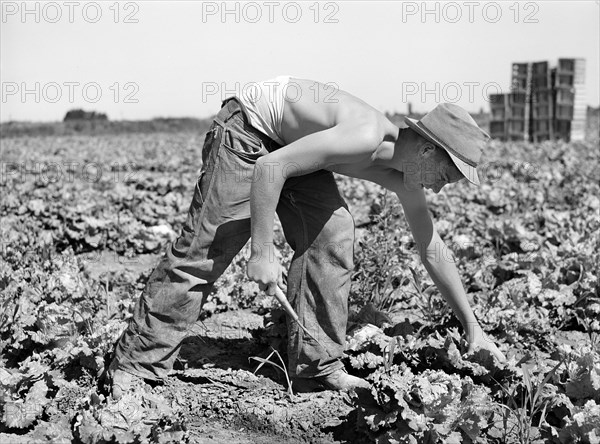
[277, 170, 355, 378]
[111, 100, 270, 380]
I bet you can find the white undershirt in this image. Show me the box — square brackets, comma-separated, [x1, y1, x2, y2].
[236, 75, 292, 145]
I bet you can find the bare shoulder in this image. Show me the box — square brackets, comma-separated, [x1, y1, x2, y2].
[282, 78, 393, 142]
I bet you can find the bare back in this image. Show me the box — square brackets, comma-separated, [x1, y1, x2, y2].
[280, 78, 398, 145]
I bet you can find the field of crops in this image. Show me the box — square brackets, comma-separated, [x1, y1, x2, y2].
[0, 128, 599, 443]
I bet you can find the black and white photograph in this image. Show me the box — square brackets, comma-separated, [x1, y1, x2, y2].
[1, 1, 599, 443]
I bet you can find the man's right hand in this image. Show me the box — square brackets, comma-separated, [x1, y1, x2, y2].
[247, 256, 284, 296]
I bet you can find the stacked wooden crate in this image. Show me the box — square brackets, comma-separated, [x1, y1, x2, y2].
[489, 93, 508, 139]
[488, 58, 586, 142]
[507, 91, 529, 141]
[508, 63, 532, 141]
[554, 58, 586, 141]
[489, 91, 530, 141]
[531, 61, 554, 142]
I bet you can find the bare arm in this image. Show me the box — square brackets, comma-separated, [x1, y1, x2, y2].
[394, 184, 479, 328]
[397, 184, 505, 360]
[331, 165, 505, 361]
[328, 165, 478, 328]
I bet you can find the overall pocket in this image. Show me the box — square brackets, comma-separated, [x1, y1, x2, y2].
[221, 127, 269, 163]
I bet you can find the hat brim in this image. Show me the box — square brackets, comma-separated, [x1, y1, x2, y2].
[404, 117, 480, 186]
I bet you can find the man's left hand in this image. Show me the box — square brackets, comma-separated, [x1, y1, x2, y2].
[465, 324, 507, 364]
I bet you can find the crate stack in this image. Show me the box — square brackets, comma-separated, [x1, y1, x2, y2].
[489, 63, 532, 141]
[509, 63, 532, 141]
[531, 61, 554, 142]
[554, 58, 586, 141]
[507, 91, 529, 141]
[488, 58, 586, 142]
[489, 93, 508, 139]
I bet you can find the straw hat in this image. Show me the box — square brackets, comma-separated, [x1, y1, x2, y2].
[404, 103, 489, 185]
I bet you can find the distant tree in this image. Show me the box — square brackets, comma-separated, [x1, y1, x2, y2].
[63, 109, 108, 121]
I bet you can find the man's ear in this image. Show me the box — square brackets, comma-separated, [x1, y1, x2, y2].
[420, 141, 437, 157]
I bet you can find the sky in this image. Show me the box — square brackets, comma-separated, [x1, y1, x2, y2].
[1, 0, 599, 122]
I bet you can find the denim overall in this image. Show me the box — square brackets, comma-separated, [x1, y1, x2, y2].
[111, 98, 355, 379]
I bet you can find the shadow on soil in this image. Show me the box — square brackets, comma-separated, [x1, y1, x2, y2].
[177, 334, 288, 386]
